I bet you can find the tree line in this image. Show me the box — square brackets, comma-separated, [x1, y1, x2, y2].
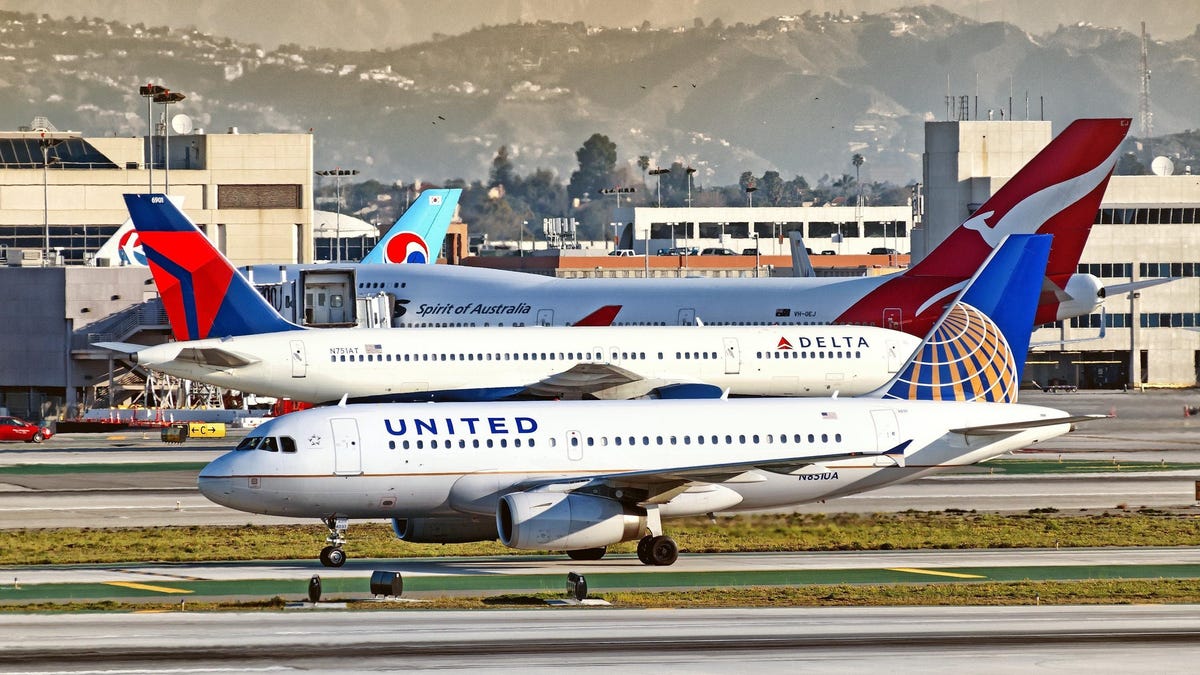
[319, 133, 916, 243]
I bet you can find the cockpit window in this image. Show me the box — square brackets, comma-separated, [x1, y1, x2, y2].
[280, 436, 297, 453]
[259, 437, 279, 452]
[236, 437, 262, 451]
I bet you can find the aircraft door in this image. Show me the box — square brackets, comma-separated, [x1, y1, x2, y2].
[331, 417, 363, 475]
[678, 308, 696, 326]
[885, 339, 904, 373]
[566, 430, 583, 461]
[870, 409, 900, 455]
[883, 308, 902, 331]
[537, 309, 554, 326]
[290, 340, 307, 378]
[722, 338, 740, 374]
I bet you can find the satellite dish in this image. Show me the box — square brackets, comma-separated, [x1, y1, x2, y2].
[1151, 156, 1174, 176]
[171, 113, 193, 135]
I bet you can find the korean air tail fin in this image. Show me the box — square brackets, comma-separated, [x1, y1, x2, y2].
[360, 188, 461, 264]
[123, 194, 303, 341]
[873, 233, 1051, 403]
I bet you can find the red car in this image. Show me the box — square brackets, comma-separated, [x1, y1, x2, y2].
[0, 416, 52, 443]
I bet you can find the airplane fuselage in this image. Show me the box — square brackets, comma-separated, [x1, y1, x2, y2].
[135, 324, 922, 403]
[198, 397, 1072, 522]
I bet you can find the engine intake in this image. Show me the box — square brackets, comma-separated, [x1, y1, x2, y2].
[497, 492, 645, 550]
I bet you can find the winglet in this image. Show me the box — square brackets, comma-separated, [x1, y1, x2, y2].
[876, 233, 1051, 403]
[360, 188, 461, 264]
[123, 194, 303, 340]
[574, 305, 622, 326]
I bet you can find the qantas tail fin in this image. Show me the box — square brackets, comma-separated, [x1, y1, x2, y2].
[123, 194, 303, 341]
[360, 188, 461, 264]
[873, 233, 1050, 403]
[911, 118, 1129, 282]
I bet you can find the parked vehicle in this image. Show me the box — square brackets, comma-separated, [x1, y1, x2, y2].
[869, 247, 900, 255]
[608, 249, 637, 257]
[700, 247, 737, 256]
[656, 246, 698, 256]
[0, 416, 52, 443]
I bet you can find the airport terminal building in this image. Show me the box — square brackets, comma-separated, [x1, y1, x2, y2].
[0, 117, 1197, 422]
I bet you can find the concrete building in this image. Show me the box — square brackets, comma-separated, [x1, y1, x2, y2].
[0, 125, 314, 419]
[917, 120, 1200, 388]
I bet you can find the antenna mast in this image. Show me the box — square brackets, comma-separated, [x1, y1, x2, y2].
[1139, 21, 1153, 137]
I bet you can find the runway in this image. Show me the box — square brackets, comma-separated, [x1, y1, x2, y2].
[2, 605, 1199, 672]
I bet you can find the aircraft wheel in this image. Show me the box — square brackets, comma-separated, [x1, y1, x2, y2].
[566, 546, 607, 561]
[636, 536, 655, 565]
[649, 536, 678, 566]
[319, 545, 346, 568]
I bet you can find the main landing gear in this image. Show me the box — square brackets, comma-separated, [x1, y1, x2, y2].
[319, 516, 348, 568]
[636, 535, 678, 566]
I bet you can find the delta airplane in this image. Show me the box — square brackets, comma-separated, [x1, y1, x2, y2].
[105, 193, 920, 401]
[198, 233, 1099, 567]
[94, 188, 460, 268]
[235, 119, 1160, 338]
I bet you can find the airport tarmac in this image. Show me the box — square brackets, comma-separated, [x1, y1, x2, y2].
[2, 605, 1199, 673]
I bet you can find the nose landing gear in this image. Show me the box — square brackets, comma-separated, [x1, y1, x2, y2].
[319, 516, 348, 567]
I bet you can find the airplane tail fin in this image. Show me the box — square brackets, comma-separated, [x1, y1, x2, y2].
[360, 188, 461, 264]
[873, 233, 1050, 403]
[910, 118, 1129, 282]
[123, 194, 303, 341]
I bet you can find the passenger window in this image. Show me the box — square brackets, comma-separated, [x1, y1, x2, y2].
[280, 437, 297, 453]
[738, 434, 746, 443]
[821, 434, 828, 443]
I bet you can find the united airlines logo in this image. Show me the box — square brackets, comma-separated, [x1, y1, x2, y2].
[883, 303, 1018, 403]
[384, 232, 431, 264]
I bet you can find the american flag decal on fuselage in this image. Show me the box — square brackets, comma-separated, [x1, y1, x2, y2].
[882, 302, 1018, 403]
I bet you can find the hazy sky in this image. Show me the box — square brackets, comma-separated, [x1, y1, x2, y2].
[9, 0, 1198, 49]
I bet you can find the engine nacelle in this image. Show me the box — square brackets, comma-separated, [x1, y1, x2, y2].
[391, 516, 498, 544]
[497, 492, 645, 550]
[1054, 273, 1105, 321]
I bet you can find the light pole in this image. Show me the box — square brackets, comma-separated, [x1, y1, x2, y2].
[753, 233, 761, 278]
[315, 168, 359, 262]
[39, 135, 62, 266]
[745, 184, 757, 207]
[153, 90, 186, 193]
[138, 84, 165, 191]
[685, 166, 696, 207]
[649, 168, 670, 207]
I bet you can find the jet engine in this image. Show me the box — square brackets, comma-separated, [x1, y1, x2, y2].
[1054, 273, 1105, 320]
[497, 492, 646, 550]
[391, 516, 498, 543]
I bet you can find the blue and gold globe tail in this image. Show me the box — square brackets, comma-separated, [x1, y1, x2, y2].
[878, 234, 1051, 404]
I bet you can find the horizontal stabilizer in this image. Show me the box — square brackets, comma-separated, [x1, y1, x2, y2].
[949, 414, 1106, 437]
[91, 341, 145, 355]
[1102, 277, 1176, 297]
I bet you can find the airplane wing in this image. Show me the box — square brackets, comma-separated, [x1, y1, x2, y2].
[522, 362, 722, 400]
[949, 414, 1106, 437]
[521, 441, 910, 504]
[91, 341, 145, 355]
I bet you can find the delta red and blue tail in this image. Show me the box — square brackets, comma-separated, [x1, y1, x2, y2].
[877, 233, 1050, 403]
[123, 194, 303, 340]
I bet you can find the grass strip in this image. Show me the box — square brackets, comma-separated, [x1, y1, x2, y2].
[6, 510, 1200, 566]
[0, 462, 206, 476]
[5, 578, 1200, 613]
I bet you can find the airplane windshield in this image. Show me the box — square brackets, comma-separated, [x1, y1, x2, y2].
[235, 436, 262, 451]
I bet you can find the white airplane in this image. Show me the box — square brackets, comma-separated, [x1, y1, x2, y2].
[93, 188, 460, 268]
[105, 193, 920, 401]
[235, 119, 1164, 338]
[197, 233, 1100, 567]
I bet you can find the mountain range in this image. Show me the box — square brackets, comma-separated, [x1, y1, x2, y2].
[1, 6, 1196, 187]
